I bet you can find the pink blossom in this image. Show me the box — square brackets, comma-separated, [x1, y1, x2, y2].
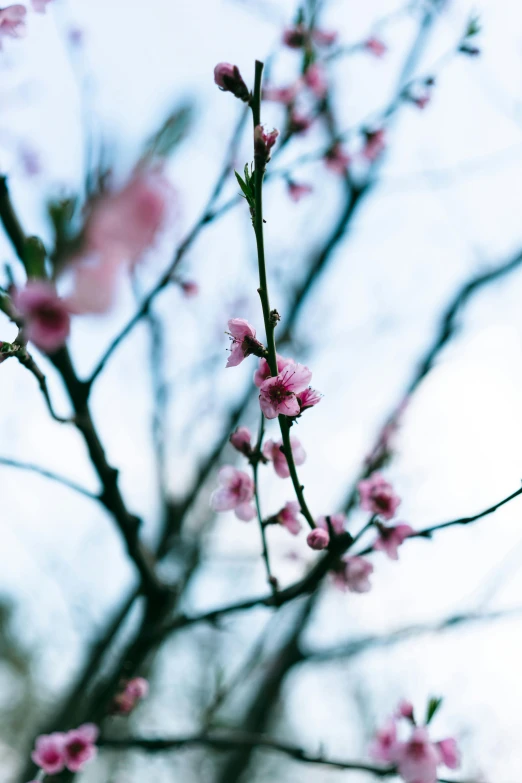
[32, 0, 54, 12]
[31, 733, 66, 775]
[85, 169, 171, 266]
[181, 280, 199, 298]
[113, 677, 149, 714]
[374, 522, 414, 560]
[226, 318, 263, 367]
[437, 738, 460, 769]
[214, 62, 250, 101]
[63, 723, 98, 773]
[263, 84, 299, 105]
[289, 111, 313, 135]
[369, 719, 400, 763]
[358, 473, 401, 520]
[254, 124, 279, 164]
[66, 253, 122, 315]
[0, 5, 26, 42]
[312, 28, 337, 47]
[325, 143, 351, 174]
[210, 466, 255, 521]
[362, 129, 386, 162]
[287, 181, 313, 202]
[262, 437, 306, 478]
[307, 528, 329, 550]
[396, 700, 415, 721]
[125, 677, 149, 701]
[230, 426, 253, 456]
[15, 281, 71, 353]
[304, 63, 328, 98]
[412, 93, 431, 110]
[364, 36, 387, 58]
[283, 24, 307, 48]
[297, 386, 322, 412]
[334, 556, 373, 593]
[259, 362, 312, 418]
[276, 501, 302, 535]
[396, 727, 440, 783]
[254, 354, 291, 387]
[316, 513, 345, 535]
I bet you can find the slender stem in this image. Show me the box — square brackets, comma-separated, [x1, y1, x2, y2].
[253, 413, 276, 590]
[250, 60, 315, 530]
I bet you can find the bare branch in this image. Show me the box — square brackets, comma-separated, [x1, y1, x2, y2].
[0, 457, 99, 502]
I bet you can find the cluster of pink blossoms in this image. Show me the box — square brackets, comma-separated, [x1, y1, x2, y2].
[12, 169, 172, 354]
[112, 676, 149, 715]
[370, 701, 460, 783]
[31, 723, 98, 776]
[358, 472, 414, 560]
[0, 1, 54, 47]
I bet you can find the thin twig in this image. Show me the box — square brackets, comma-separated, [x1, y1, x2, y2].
[0, 457, 99, 501]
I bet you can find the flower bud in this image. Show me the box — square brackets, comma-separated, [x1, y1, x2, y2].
[307, 528, 329, 550]
[254, 125, 279, 166]
[214, 62, 250, 101]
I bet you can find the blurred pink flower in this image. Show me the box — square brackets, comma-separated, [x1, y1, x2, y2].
[181, 280, 199, 298]
[226, 318, 263, 367]
[254, 354, 291, 387]
[210, 466, 255, 521]
[283, 24, 307, 48]
[313, 28, 337, 47]
[32, 0, 53, 12]
[362, 129, 386, 162]
[369, 719, 400, 763]
[289, 111, 313, 135]
[374, 522, 414, 560]
[31, 733, 66, 775]
[66, 253, 122, 315]
[304, 62, 328, 98]
[276, 501, 302, 535]
[63, 724, 98, 773]
[15, 281, 70, 353]
[364, 36, 387, 57]
[230, 426, 253, 456]
[287, 181, 313, 202]
[0, 5, 26, 42]
[325, 143, 351, 174]
[437, 738, 460, 769]
[358, 473, 401, 520]
[397, 727, 440, 783]
[263, 84, 299, 105]
[396, 700, 415, 721]
[334, 556, 373, 593]
[113, 677, 149, 714]
[263, 436, 306, 478]
[307, 528, 329, 550]
[259, 361, 312, 418]
[316, 513, 345, 535]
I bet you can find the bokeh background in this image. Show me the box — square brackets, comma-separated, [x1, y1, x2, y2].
[1, 0, 522, 780]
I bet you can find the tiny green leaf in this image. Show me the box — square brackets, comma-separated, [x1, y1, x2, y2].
[425, 696, 443, 725]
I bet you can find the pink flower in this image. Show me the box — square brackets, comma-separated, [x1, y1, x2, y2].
[276, 501, 302, 535]
[230, 426, 253, 456]
[63, 723, 98, 773]
[362, 129, 386, 162]
[396, 727, 440, 783]
[307, 528, 329, 550]
[263, 437, 306, 478]
[369, 719, 400, 763]
[396, 700, 415, 721]
[31, 733, 66, 775]
[316, 513, 345, 535]
[15, 281, 71, 353]
[66, 253, 122, 315]
[85, 169, 171, 266]
[254, 354, 291, 387]
[254, 125, 279, 164]
[325, 143, 351, 174]
[263, 84, 299, 105]
[312, 28, 337, 47]
[413, 93, 431, 110]
[181, 280, 199, 298]
[304, 63, 328, 98]
[113, 677, 149, 714]
[287, 181, 313, 202]
[125, 677, 149, 701]
[0, 5, 26, 42]
[214, 62, 250, 101]
[283, 24, 307, 48]
[32, 0, 53, 12]
[437, 738, 460, 770]
[364, 36, 387, 57]
[259, 362, 312, 418]
[374, 522, 413, 560]
[289, 111, 313, 135]
[210, 466, 255, 521]
[297, 386, 322, 412]
[334, 556, 373, 593]
[226, 318, 264, 367]
[358, 473, 401, 520]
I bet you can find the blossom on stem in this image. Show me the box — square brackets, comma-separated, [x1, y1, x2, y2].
[396, 699, 415, 721]
[275, 501, 302, 535]
[307, 528, 329, 550]
[287, 181, 313, 202]
[0, 5, 26, 43]
[259, 361, 312, 418]
[226, 318, 264, 367]
[358, 472, 400, 520]
[297, 386, 322, 412]
[396, 727, 440, 783]
[254, 124, 279, 166]
[214, 62, 250, 101]
[333, 556, 373, 593]
[210, 466, 255, 521]
[63, 724, 98, 772]
[14, 281, 71, 353]
[263, 83, 299, 105]
[316, 513, 345, 535]
[230, 426, 253, 457]
[369, 719, 399, 763]
[254, 354, 291, 387]
[31, 733, 66, 775]
[374, 522, 414, 560]
[364, 36, 387, 57]
[304, 63, 328, 99]
[325, 142, 351, 174]
[113, 677, 149, 715]
[66, 253, 122, 315]
[263, 436, 306, 478]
